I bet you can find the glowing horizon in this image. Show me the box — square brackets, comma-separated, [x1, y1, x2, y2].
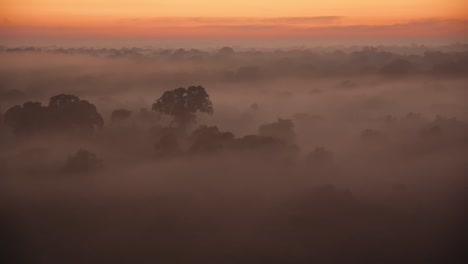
[1, 0, 467, 42]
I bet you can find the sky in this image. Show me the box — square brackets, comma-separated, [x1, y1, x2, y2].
[1, 0, 467, 46]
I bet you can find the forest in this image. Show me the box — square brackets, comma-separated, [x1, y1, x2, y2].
[1, 45, 468, 263]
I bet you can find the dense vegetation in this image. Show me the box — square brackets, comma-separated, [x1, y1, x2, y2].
[0, 46, 467, 264]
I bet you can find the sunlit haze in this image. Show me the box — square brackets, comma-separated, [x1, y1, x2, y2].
[1, 0, 467, 46]
[1, 1, 467, 264]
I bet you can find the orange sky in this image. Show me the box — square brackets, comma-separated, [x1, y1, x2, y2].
[1, 0, 467, 41]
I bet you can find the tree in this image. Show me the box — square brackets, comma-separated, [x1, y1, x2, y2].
[152, 86, 213, 131]
[216, 47, 235, 57]
[3, 94, 103, 135]
[4, 102, 49, 135]
[48, 94, 104, 132]
[49, 94, 80, 108]
[189, 125, 234, 153]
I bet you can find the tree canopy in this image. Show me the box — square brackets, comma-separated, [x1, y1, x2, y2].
[189, 125, 234, 153]
[4, 94, 103, 135]
[152, 86, 213, 131]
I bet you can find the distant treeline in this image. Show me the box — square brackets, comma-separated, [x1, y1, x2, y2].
[1, 45, 468, 77]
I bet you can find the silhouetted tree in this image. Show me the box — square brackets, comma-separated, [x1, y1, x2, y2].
[4, 94, 103, 135]
[62, 149, 102, 174]
[4, 102, 49, 135]
[48, 94, 103, 132]
[216, 47, 235, 57]
[152, 86, 213, 132]
[49, 94, 80, 108]
[189, 125, 234, 153]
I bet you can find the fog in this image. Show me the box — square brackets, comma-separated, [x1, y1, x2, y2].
[1, 45, 468, 263]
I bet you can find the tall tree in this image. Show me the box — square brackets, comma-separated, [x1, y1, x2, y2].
[152, 86, 213, 131]
[4, 94, 103, 135]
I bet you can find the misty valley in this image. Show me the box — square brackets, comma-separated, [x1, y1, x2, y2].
[0, 45, 468, 263]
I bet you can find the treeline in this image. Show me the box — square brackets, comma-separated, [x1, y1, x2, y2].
[1, 85, 467, 177]
[0, 86, 302, 174]
[1, 46, 468, 77]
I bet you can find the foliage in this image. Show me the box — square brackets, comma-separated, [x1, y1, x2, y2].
[3, 94, 103, 135]
[48, 94, 104, 131]
[189, 125, 234, 153]
[4, 102, 49, 135]
[152, 86, 213, 131]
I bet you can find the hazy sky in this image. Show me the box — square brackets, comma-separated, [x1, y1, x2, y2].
[3, 0, 466, 17]
[1, 0, 467, 45]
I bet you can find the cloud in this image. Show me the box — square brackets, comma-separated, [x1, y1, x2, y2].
[118, 16, 343, 27]
[301, 19, 468, 37]
[1, 17, 466, 39]
[264, 16, 342, 24]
